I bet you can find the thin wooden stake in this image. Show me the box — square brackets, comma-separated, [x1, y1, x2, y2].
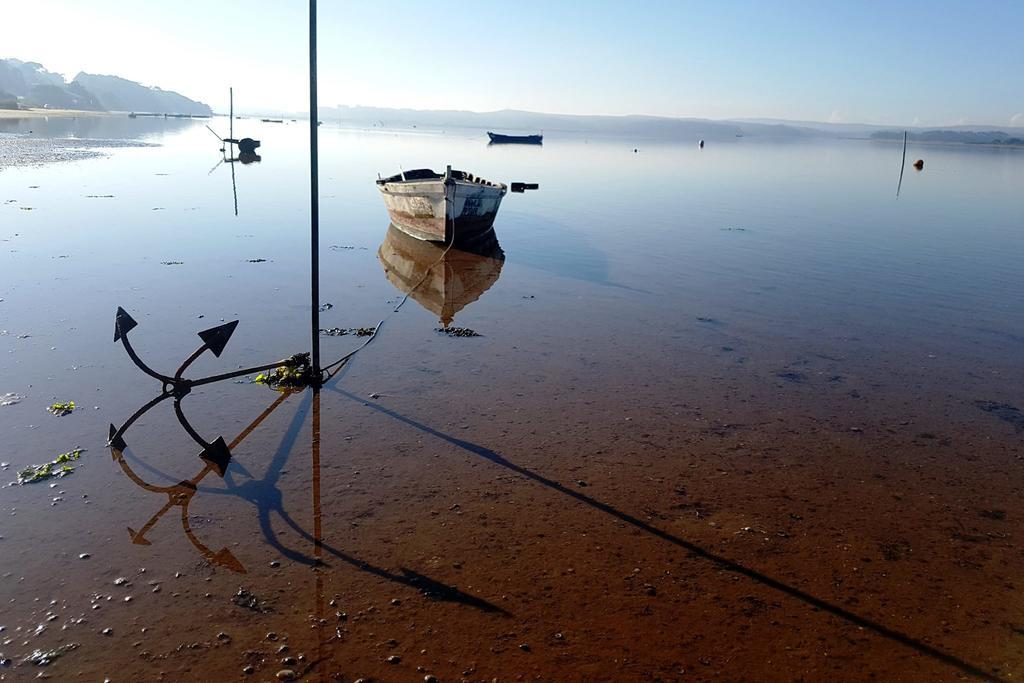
[896, 130, 907, 197]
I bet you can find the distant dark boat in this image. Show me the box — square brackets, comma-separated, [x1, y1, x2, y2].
[487, 131, 543, 145]
[261, 118, 284, 123]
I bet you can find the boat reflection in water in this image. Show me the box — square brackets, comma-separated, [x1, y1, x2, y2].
[378, 223, 505, 328]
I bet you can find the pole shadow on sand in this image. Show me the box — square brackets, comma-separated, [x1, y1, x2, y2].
[322, 383, 999, 682]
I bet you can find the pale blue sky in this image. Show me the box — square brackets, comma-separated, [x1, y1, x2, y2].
[3, 0, 1022, 126]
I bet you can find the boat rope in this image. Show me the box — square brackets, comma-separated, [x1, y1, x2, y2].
[320, 179, 461, 381]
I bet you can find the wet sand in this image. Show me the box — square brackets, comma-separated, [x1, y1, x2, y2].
[0, 136, 154, 170]
[2, 322, 1021, 682]
[0, 110, 154, 170]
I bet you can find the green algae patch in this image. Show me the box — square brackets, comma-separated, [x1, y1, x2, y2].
[16, 448, 85, 485]
[47, 400, 76, 416]
[253, 354, 314, 391]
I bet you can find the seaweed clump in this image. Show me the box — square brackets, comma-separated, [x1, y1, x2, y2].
[320, 326, 376, 337]
[47, 401, 76, 416]
[17, 448, 85, 484]
[253, 353, 314, 391]
[436, 327, 481, 337]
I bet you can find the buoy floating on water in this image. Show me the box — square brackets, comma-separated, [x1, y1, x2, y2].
[913, 159, 924, 170]
[699, 139, 705, 149]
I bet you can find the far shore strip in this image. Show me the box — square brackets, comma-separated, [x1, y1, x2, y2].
[0, 108, 115, 119]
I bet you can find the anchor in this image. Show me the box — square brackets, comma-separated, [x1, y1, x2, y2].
[108, 306, 311, 476]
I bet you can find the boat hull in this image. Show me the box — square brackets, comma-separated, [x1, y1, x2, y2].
[487, 131, 543, 145]
[377, 174, 506, 242]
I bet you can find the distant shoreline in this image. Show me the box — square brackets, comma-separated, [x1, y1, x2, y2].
[867, 136, 1024, 150]
[0, 108, 113, 119]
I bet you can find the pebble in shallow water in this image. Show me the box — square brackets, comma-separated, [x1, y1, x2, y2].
[276, 670, 296, 681]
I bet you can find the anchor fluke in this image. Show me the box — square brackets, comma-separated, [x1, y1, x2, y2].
[200, 436, 232, 476]
[197, 320, 239, 357]
[127, 526, 153, 546]
[211, 547, 246, 573]
[108, 423, 127, 453]
[113, 306, 139, 342]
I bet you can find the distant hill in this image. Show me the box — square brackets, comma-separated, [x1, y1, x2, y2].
[0, 57, 211, 114]
[72, 72, 212, 115]
[0, 88, 18, 109]
[0, 58, 102, 110]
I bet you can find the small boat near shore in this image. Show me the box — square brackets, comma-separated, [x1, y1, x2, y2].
[376, 166, 507, 243]
[487, 131, 543, 145]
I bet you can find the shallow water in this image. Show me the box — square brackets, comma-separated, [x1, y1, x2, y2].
[1, 117, 1022, 681]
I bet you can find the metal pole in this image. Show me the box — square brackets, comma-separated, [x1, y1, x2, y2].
[229, 87, 234, 145]
[309, 0, 321, 381]
[311, 386, 324, 678]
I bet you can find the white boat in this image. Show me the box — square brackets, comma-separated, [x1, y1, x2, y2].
[376, 166, 507, 242]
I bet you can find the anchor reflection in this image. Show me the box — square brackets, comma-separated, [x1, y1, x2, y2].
[378, 223, 504, 328]
[110, 390, 295, 573]
[110, 384, 509, 614]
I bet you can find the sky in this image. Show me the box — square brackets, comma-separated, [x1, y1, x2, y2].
[2, 0, 1022, 127]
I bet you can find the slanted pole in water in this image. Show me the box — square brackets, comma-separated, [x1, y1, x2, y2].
[229, 87, 234, 156]
[896, 130, 908, 197]
[309, 0, 321, 381]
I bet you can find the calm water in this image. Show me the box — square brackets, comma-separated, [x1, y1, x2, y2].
[1, 117, 1022, 680]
